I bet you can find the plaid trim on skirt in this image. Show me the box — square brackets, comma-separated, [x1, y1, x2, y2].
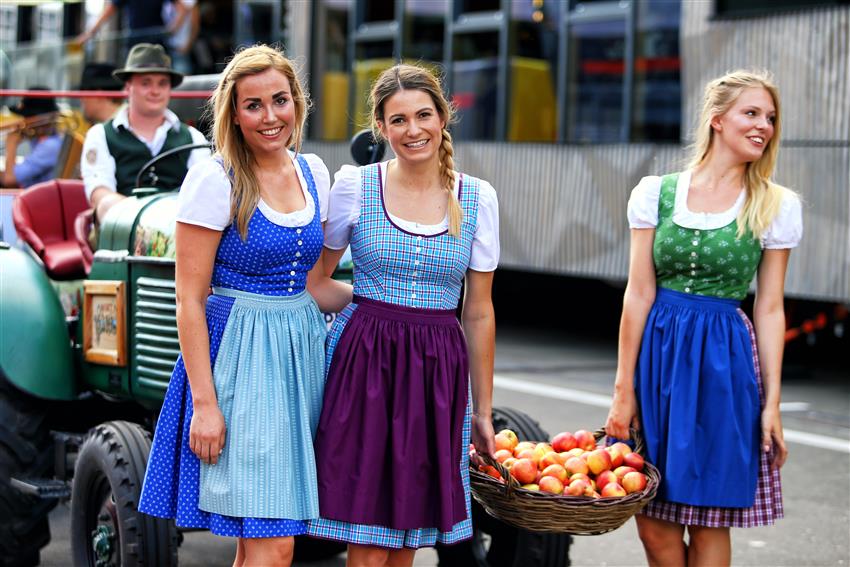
[641, 308, 784, 527]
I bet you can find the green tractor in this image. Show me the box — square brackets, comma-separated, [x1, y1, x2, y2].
[0, 133, 571, 567]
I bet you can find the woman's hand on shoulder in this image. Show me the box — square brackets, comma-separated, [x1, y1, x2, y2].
[190, 400, 226, 465]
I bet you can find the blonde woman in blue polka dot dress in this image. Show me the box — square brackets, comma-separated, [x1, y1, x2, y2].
[606, 70, 802, 567]
[138, 46, 351, 566]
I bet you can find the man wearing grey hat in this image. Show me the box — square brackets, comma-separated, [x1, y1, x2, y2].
[81, 43, 209, 224]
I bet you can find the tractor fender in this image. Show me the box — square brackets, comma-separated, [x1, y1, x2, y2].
[0, 244, 76, 400]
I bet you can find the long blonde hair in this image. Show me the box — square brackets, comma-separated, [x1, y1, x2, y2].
[369, 64, 462, 237]
[687, 69, 790, 239]
[208, 45, 310, 239]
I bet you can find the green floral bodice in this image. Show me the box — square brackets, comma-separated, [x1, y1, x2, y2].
[653, 173, 762, 300]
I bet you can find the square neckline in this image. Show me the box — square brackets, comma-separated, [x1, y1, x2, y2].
[376, 160, 463, 238]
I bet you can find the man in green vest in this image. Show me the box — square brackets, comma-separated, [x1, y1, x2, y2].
[81, 43, 210, 225]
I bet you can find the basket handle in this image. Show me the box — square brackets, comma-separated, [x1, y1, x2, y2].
[479, 452, 521, 495]
[593, 426, 646, 457]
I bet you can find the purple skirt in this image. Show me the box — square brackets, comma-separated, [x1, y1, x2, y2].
[313, 296, 469, 532]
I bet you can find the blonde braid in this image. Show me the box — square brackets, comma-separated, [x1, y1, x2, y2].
[439, 127, 463, 236]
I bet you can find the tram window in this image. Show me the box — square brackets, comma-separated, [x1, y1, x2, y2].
[566, 19, 626, 143]
[311, 0, 352, 141]
[451, 31, 499, 141]
[363, 0, 395, 22]
[631, 0, 681, 142]
[507, 1, 561, 142]
[403, 0, 447, 62]
[456, 0, 500, 13]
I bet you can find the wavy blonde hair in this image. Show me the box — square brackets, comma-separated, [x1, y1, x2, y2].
[369, 64, 462, 237]
[208, 44, 309, 239]
[687, 69, 791, 239]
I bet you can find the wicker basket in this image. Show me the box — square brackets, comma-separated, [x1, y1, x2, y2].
[469, 428, 660, 535]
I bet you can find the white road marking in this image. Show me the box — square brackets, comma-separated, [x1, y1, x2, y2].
[494, 375, 850, 454]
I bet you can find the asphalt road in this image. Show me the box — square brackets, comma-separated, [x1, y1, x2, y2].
[39, 323, 850, 566]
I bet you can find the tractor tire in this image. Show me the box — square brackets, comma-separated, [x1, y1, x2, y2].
[435, 407, 571, 567]
[0, 370, 57, 567]
[70, 421, 178, 567]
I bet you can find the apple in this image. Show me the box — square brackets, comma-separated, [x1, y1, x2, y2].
[539, 475, 565, 494]
[540, 463, 568, 483]
[567, 448, 585, 458]
[502, 457, 517, 469]
[497, 429, 519, 449]
[510, 458, 537, 485]
[479, 465, 501, 480]
[605, 446, 624, 468]
[521, 483, 540, 491]
[493, 449, 513, 463]
[614, 466, 637, 480]
[595, 470, 618, 492]
[569, 472, 591, 485]
[622, 471, 648, 494]
[601, 482, 627, 498]
[513, 441, 535, 456]
[515, 448, 536, 462]
[552, 431, 577, 453]
[566, 479, 589, 496]
[586, 448, 613, 475]
[574, 429, 597, 451]
[533, 443, 555, 462]
[564, 456, 590, 476]
[623, 452, 645, 471]
[538, 451, 562, 470]
[610, 442, 632, 458]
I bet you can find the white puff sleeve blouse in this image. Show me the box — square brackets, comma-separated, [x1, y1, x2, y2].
[324, 162, 500, 272]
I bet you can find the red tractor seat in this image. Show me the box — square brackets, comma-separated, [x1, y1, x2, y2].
[74, 207, 95, 272]
[12, 179, 90, 280]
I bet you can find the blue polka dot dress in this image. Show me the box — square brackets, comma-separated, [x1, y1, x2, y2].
[139, 154, 328, 538]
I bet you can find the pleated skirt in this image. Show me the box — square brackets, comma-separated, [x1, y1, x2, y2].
[637, 287, 783, 527]
[139, 287, 327, 537]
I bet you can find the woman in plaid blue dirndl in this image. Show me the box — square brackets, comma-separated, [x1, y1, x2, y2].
[606, 70, 802, 567]
[307, 64, 500, 566]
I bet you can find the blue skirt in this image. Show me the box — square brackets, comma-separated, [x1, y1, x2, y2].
[139, 287, 327, 537]
[636, 288, 760, 508]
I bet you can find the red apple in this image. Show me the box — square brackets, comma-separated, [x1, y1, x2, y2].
[622, 471, 648, 494]
[521, 483, 540, 491]
[538, 451, 562, 470]
[540, 463, 568, 483]
[601, 482, 627, 498]
[510, 458, 537, 485]
[564, 456, 590, 476]
[586, 448, 613, 475]
[479, 465, 501, 480]
[533, 443, 555, 462]
[610, 442, 632, 458]
[502, 457, 517, 469]
[493, 449, 513, 463]
[552, 431, 577, 453]
[539, 475, 565, 495]
[605, 446, 624, 468]
[566, 479, 589, 496]
[513, 441, 534, 456]
[574, 429, 597, 451]
[569, 472, 591, 485]
[497, 429, 519, 449]
[567, 448, 585, 458]
[515, 448, 536, 462]
[623, 452, 645, 471]
[595, 470, 618, 492]
[613, 466, 637, 480]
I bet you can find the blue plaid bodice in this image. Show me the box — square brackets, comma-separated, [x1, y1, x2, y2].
[349, 164, 479, 310]
[211, 155, 323, 296]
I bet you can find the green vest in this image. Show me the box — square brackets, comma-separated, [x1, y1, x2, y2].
[104, 119, 193, 196]
[653, 173, 762, 300]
